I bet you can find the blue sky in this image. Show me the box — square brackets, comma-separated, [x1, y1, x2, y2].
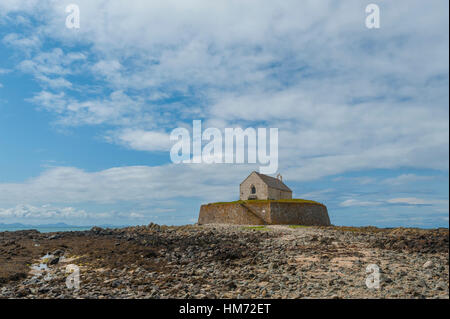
[0, 0, 448, 228]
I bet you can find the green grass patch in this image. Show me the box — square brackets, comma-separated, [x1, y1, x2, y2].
[207, 198, 325, 206]
[241, 225, 270, 231]
[288, 225, 310, 229]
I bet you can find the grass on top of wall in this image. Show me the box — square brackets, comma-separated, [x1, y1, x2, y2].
[206, 198, 325, 207]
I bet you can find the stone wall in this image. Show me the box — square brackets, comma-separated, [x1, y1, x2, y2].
[198, 202, 270, 225]
[240, 173, 292, 200]
[268, 188, 292, 200]
[240, 174, 268, 200]
[198, 201, 330, 226]
[269, 202, 330, 225]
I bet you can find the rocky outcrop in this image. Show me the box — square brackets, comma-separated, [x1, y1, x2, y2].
[0, 224, 448, 299]
[198, 200, 331, 226]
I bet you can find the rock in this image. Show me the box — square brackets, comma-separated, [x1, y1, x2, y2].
[226, 280, 237, 290]
[90, 226, 103, 234]
[1, 223, 448, 299]
[16, 287, 30, 297]
[423, 260, 433, 269]
[111, 280, 122, 288]
[52, 249, 65, 256]
[434, 282, 447, 291]
[148, 223, 161, 231]
[38, 286, 50, 294]
[48, 257, 60, 265]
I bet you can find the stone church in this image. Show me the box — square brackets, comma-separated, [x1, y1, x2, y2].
[240, 171, 292, 200]
[198, 171, 330, 226]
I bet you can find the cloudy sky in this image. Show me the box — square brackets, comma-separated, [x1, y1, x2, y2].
[0, 0, 448, 227]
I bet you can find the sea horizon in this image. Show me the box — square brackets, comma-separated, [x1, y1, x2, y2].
[0, 225, 93, 233]
[0, 222, 130, 233]
[0, 222, 447, 233]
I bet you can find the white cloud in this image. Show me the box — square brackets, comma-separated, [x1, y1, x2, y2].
[332, 177, 376, 185]
[28, 91, 67, 113]
[340, 197, 449, 207]
[2, 33, 40, 50]
[0, 204, 88, 219]
[0, 0, 40, 15]
[0, 1, 448, 225]
[387, 197, 448, 206]
[382, 174, 434, 186]
[0, 164, 256, 206]
[17, 48, 86, 75]
[111, 129, 172, 152]
[339, 199, 381, 207]
[35, 75, 72, 89]
[28, 90, 148, 126]
[15, 48, 87, 90]
[8, 0, 444, 183]
[387, 198, 427, 205]
[298, 188, 335, 201]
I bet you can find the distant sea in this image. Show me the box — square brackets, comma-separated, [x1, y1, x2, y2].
[0, 225, 92, 233]
[0, 223, 125, 233]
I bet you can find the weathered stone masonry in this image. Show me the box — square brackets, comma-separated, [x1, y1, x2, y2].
[240, 171, 292, 200]
[198, 201, 331, 226]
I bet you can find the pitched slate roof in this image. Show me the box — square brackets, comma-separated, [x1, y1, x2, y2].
[254, 172, 292, 192]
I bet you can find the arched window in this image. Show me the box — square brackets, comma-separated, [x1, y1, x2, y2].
[251, 185, 256, 194]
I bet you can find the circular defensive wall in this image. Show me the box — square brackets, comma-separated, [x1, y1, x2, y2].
[197, 199, 331, 226]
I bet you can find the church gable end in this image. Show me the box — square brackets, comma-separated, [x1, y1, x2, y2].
[240, 171, 292, 200]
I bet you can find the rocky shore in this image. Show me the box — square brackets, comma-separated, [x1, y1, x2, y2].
[0, 224, 448, 299]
